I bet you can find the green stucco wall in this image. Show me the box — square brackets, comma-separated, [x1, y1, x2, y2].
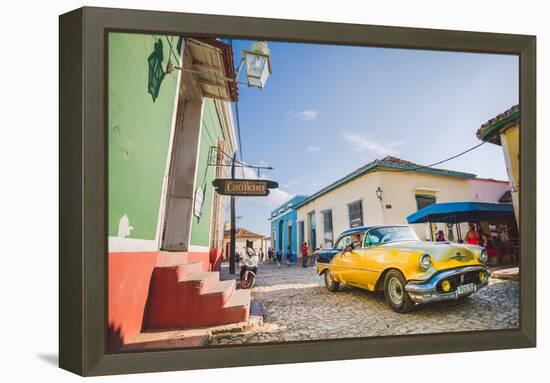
[108, 32, 180, 240]
[190, 99, 227, 247]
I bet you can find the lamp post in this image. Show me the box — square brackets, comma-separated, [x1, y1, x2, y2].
[228, 41, 272, 274]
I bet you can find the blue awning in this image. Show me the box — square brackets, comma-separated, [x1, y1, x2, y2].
[407, 202, 514, 224]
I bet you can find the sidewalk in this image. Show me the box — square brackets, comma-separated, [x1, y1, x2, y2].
[490, 266, 519, 281]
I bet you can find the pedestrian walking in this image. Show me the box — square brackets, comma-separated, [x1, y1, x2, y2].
[301, 242, 309, 268]
[268, 247, 274, 263]
[275, 248, 282, 269]
[286, 246, 293, 266]
[310, 247, 320, 266]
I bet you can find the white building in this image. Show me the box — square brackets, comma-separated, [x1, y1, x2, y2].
[295, 156, 509, 250]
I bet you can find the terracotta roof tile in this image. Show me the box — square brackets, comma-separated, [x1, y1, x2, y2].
[224, 227, 265, 239]
[476, 104, 519, 143]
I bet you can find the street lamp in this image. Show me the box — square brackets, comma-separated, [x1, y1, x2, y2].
[241, 41, 272, 89]
[376, 187, 383, 201]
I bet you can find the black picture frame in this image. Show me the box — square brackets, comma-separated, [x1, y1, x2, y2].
[59, 6, 536, 376]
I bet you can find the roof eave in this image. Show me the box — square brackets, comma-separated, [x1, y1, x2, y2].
[477, 110, 520, 145]
[294, 164, 475, 210]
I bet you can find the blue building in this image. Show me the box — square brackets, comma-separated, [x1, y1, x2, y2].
[269, 195, 308, 262]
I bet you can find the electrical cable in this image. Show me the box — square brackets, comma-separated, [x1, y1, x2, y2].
[228, 38, 244, 162]
[379, 141, 487, 173]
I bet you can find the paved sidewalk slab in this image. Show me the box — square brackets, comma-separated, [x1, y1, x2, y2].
[119, 299, 264, 350]
[491, 267, 519, 281]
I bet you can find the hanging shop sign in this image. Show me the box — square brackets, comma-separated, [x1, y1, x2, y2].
[212, 179, 279, 196]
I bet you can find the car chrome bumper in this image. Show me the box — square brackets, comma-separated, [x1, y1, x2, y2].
[405, 266, 491, 304]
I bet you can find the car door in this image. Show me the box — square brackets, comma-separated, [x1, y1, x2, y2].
[329, 234, 351, 282]
[347, 232, 384, 290]
[335, 233, 366, 285]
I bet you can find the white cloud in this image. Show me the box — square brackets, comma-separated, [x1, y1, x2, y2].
[287, 110, 318, 122]
[264, 188, 294, 206]
[341, 130, 405, 156]
[305, 145, 321, 153]
[283, 180, 299, 188]
[235, 163, 261, 180]
[235, 164, 293, 206]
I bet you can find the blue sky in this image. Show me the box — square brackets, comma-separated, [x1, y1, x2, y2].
[227, 39, 518, 236]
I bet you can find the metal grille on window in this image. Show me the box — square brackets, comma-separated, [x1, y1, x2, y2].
[348, 201, 363, 228]
[322, 210, 333, 248]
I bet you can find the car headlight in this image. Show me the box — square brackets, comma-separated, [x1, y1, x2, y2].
[420, 253, 432, 271]
[479, 249, 488, 264]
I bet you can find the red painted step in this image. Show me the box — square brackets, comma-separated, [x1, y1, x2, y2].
[175, 262, 204, 279]
[144, 263, 250, 330]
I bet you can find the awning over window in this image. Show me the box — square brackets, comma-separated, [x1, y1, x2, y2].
[407, 202, 514, 224]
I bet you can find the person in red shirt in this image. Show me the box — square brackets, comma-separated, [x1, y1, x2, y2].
[301, 242, 309, 268]
[465, 223, 480, 245]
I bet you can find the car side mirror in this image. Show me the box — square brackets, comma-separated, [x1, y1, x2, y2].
[343, 242, 355, 253]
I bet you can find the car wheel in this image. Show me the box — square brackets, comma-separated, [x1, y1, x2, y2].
[384, 270, 415, 313]
[324, 270, 340, 292]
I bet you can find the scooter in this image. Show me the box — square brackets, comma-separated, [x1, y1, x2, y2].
[240, 248, 258, 289]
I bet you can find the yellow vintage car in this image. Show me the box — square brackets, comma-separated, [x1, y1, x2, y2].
[315, 225, 490, 313]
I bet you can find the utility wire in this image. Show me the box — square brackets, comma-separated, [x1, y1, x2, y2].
[422, 141, 486, 168]
[228, 38, 244, 162]
[234, 101, 244, 161]
[380, 141, 487, 173]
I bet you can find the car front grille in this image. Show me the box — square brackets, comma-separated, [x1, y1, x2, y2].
[435, 270, 486, 293]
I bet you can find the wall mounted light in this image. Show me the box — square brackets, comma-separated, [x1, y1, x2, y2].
[376, 187, 383, 201]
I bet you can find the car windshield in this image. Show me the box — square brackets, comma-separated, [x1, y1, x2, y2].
[366, 226, 419, 246]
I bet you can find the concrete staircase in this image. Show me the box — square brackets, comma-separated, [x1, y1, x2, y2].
[144, 261, 250, 330]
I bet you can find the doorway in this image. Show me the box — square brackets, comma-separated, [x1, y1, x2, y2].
[161, 100, 203, 250]
[287, 223, 293, 253]
[308, 211, 317, 250]
[278, 220, 283, 251]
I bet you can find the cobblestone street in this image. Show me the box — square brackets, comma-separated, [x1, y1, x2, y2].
[212, 261, 519, 345]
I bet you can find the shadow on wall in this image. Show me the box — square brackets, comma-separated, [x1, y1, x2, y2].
[148, 38, 166, 102]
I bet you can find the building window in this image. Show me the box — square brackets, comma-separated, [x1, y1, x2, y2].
[322, 210, 334, 248]
[415, 194, 436, 210]
[348, 200, 363, 228]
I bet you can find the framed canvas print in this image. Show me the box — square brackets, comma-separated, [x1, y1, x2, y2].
[59, 6, 536, 376]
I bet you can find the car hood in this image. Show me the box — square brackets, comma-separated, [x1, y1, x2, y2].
[378, 240, 483, 264]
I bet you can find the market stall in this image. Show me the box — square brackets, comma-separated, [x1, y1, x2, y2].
[407, 202, 518, 265]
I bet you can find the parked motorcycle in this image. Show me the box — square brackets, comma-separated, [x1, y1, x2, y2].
[240, 247, 258, 289]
